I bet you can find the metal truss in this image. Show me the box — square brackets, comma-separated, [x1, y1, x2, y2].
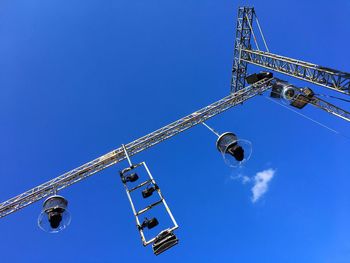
[0, 78, 274, 219]
[230, 7, 255, 93]
[241, 49, 350, 94]
[309, 96, 350, 121]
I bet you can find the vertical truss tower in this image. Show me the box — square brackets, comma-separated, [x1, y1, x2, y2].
[231, 7, 255, 92]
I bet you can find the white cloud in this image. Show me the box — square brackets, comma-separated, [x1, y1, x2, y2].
[251, 169, 275, 203]
[230, 173, 251, 184]
[242, 175, 251, 184]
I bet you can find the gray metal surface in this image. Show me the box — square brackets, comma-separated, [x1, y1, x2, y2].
[241, 49, 350, 94]
[0, 78, 274, 219]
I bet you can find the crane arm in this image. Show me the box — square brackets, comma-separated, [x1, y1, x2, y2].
[0, 78, 274, 219]
[241, 49, 350, 95]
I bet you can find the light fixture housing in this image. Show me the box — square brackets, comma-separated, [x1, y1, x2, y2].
[270, 80, 314, 109]
[140, 217, 159, 230]
[122, 173, 139, 183]
[38, 195, 71, 233]
[142, 185, 158, 198]
[246, 71, 273, 85]
[152, 229, 179, 256]
[216, 132, 252, 167]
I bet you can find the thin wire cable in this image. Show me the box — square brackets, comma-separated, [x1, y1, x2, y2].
[202, 122, 220, 137]
[245, 14, 260, 51]
[255, 13, 270, 52]
[264, 96, 350, 140]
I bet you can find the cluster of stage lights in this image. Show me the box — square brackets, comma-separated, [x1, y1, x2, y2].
[37, 178, 162, 233]
[118, 161, 180, 255]
[119, 170, 160, 231]
[246, 71, 317, 110]
[36, 72, 314, 239]
[37, 132, 251, 234]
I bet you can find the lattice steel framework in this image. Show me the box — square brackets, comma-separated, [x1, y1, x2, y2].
[241, 49, 350, 94]
[0, 78, 274, 219]
[230, 7, 255, 93]
[1, 6, 349, 240]
[309, 96, 350, 121]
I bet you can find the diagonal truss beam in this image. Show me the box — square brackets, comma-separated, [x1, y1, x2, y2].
[0, 78, 274, 219]
[309, 96, 350, 121]
[241, 49, 350, 94]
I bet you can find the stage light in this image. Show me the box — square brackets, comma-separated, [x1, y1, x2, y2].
[140, 217, 159, 230]
[226, 143, 244, 161]
[122, 173, 139, 183]
[270, 80, 314, 109]
[216, 132, 252, 167]
[38, 195, 71, 233]
[246, 71, 273, 84]
[152, 229, 179, 256]
[142, 185, 158, 198]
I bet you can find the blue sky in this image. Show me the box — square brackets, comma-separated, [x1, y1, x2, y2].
[0, 0, 349, 262]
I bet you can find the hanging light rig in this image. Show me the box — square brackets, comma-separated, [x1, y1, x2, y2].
[119, 144, 179, 255]
[37, 191, 71, 233]
[1, 5, 349, 258]
[202, 123, 253, 167]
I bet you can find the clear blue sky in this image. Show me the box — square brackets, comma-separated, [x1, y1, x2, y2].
[0, 0, 349, 262]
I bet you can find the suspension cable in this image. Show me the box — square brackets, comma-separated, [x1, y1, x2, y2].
[202, 122, 220, 137]
[245, 14, 260, 51]
[254, 12, 270, 52]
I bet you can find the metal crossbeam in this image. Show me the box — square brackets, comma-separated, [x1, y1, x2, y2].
[309, 96, 350, 122]
[0, 78, 274, 219]
[136, 200, 163, 216]
[241, 49, 350, 94]
[230, 7, 255, 93]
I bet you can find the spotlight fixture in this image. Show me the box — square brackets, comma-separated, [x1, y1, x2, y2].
[142, 185, 159, 198]
[216, 132, 252, 167]
[226, 143, 244, 161]
[270, 80, 315, 109]
[290, 87, 314, 109]
[152, 229, 179, 256]
[119, 165, 135, 176]
[121, 173, 139, 183]
[140, 217, 159, 230]
[217, 132, 244, 161]
[246, 71, 273, 85]
[38, 195, 71, 233]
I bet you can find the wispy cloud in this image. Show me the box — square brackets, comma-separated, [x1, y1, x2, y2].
[229, 168, 276, 203]
[251, 169, 275, 203]
[230, 173, 251, 184]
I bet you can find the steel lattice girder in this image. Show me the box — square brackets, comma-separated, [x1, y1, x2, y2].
[309, 96, 350, 121]
[0, 78, 274, 219]
[230, 6, 255, 93]
[241, 49, 350, 94]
